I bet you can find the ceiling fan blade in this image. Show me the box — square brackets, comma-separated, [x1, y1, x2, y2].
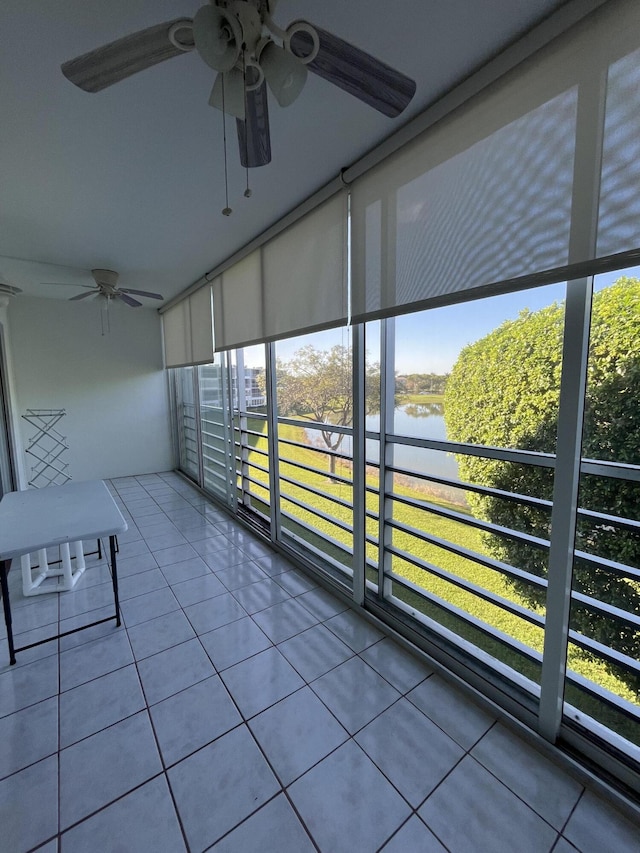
[61, 18, 194, 93]
[116, 292, 143, 308]
[0, 283, 21, 296]
[69, 290, 99, 301]
[119, 287, 164, 300]
[289, 22, 416, 118]
[236, 82, 271, 168]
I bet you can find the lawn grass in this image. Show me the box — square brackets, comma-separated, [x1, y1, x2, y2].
[397, 393, 444, 405]
[239, 416, 639, 731]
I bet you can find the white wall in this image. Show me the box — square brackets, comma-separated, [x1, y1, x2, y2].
[7, 295, 174, 483]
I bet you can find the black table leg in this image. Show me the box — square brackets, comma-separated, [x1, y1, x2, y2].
[0, 558, 16, 665]
[109, 535, 121, 627]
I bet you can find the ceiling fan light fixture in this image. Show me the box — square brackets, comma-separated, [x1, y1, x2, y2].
[260, 41, 307, 108]
[167, 20, 195, 52]
[284, 21, 320, 65]
[209, 69, 246, 118]
[193, 5, 241, 72]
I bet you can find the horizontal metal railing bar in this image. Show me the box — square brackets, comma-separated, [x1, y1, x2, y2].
[241, 470, 270, 489]
[570, 590, 640, 629]
[234, 454, 268, 472]
[233, 427, 268, 443]
[278, 415, 353, 437]
[243, 462, 270, 480]
[366, 501, 379, 517]
[387, 517, 548, 592]
[200, 405, 226, 413]
[577, 507, 640, 533]
[202, 436, 226, 450]
[387, 464, 553, 511]
[202, 437, 226, 451]
[236, 410, 267, 421]
[238, 479, 270, 502]
[236, 462, 269, 482]
[202, 455, 225, 471]
[386, 544, 545, 629]
[567, 629, 640, 676]
[277, 434, 354, 465]
[203, 458, 226, 476]
[201, 429, 225, 443]
[580, 458, 640, 481]
[282, 512, 353, 578]
[365, 532, 380, 548]
[278, 454, 353, 486]
[201, 438, 226, 452]
[564, 669, 640, 722]
[277, 473, 353, 510]
[280, 491, 353, 534]
[242, 482, 270, 500]
[573, 549, 640, 580]
[234, 444, 268, 461]
[389, 490, 550, 551]
[280, 510, 353, 558]
[369, 461, 635, 534]
[384, 433, 557, 469]
[387, 570, 544, 666]
[203, 461, 225, 476]
[203, 471, 227, 488]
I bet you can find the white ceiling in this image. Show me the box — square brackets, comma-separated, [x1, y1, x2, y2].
[0, 0, 569, 305]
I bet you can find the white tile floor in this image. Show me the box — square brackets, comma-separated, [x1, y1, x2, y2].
[1, 472, 639, 853]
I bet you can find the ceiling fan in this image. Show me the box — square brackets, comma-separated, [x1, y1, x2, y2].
[49, 269, 164, 334]
[61, 0, 417, 171]
[59, 269, 164, 308]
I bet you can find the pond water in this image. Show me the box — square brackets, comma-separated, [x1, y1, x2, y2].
[372, 404, 459, 481]
[305, 403, 460, 482]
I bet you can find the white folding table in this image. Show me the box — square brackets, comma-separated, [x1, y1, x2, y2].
[0, 480, 128, 665]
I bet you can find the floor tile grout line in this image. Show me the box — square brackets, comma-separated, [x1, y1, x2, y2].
[234, 695, 324, 852]
[49, 478, 600, 851]
[124, 614, 193, 853]
[56, 770, 173, 843]
[469, 722, 586, 834]
[154, 579, 326, 851]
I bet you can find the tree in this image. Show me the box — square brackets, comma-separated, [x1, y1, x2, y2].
[277, 344, 380, 475]
[443, 279, 640, 686]
[398, 372, 449, 396]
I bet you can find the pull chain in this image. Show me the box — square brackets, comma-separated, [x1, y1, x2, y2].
[242, 50, 252, 199]
[221, 72, 232, 216]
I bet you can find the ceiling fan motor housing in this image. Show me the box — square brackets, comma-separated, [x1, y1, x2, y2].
[92, 269, 119, 292]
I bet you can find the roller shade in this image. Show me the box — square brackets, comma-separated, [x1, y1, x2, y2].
[213, 192, 347, 351]
[188, 284, 215, 365]
[351, 0, 640, 323]
[597, 39, 640, 257]
[162, 284, 214, 367]
[262, 192, 348, 342]
[213, 251, 263, 352]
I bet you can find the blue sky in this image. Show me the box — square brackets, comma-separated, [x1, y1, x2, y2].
[393, 268, 634, 373]
[264, 266, 638, 374]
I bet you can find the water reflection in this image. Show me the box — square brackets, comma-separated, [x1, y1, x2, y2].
[403, 402, 444, 418]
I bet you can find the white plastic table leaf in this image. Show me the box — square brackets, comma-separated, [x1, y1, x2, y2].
[0, 480, 128, 560]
